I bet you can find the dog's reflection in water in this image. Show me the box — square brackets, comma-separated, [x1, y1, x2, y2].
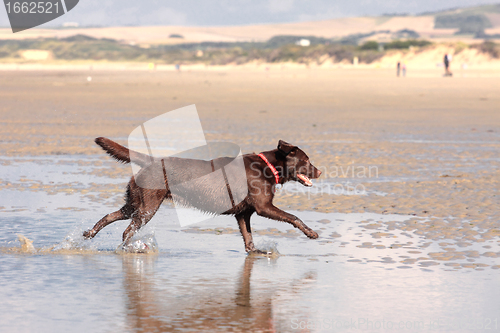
[122, 255, 316, 332]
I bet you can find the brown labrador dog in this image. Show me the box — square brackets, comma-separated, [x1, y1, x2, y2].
[83, 137, 321, 252]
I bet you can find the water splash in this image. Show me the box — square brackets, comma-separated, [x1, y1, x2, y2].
[116, 233, 159, 254]
[46, 224, 104, 254]
[253, 240, 280, 257]
[17, 235, 36, 253]
[3, 227, 159, 255]
[6, 225, 102, 254]
[51, 232, 88, 252]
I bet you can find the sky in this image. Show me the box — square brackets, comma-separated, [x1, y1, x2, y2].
[1, 0, 499, 28]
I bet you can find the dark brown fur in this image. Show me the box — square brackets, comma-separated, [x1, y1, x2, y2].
[84, 137, 321, 252]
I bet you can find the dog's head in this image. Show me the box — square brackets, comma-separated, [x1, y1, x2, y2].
[276, 140, 321, 187]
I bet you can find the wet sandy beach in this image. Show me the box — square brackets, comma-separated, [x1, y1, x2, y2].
[0, 67, 499, 332]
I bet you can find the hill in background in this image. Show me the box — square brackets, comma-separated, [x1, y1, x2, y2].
[0, 4, 499, 46]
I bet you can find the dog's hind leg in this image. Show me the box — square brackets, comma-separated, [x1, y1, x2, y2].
[236, 210, 256, 252]
[122, 214, 154, 245]
[83, 206, 131, 239]
[122, 193, 165, 245]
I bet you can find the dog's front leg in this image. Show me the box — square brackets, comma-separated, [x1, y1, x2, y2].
[255, 203, 318, 239]
[235, 210, 257, 252]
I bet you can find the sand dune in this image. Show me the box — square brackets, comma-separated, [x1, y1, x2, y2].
[0, 19, 383, 44]
[374, 45, 500, 70]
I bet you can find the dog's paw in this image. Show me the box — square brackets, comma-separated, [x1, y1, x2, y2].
[306, 230, 319, 239]
[249, 249, 270, 255]
[82, 229, 94, 239]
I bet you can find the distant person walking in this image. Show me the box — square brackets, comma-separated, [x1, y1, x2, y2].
[397, 62, 401, 77]
[402, 63, 406, 77]
[444, 53, 452, 76]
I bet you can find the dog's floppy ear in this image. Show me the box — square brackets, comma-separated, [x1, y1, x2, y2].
[277, 140, 296, 157]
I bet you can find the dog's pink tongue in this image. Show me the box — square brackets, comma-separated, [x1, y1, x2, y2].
[298, 174, 312, 186]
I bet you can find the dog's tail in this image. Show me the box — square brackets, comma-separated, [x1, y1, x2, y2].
[95, 137, 152, 167]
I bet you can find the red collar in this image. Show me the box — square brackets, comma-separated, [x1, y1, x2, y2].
[258, 153, 280, 185]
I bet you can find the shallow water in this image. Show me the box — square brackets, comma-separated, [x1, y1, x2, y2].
[1, 156, 499, 332]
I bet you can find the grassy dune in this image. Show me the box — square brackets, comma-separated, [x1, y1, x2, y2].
[0, 35, 499, 69]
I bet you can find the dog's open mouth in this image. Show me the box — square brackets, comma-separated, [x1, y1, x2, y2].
[297, 174, 313, 187]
